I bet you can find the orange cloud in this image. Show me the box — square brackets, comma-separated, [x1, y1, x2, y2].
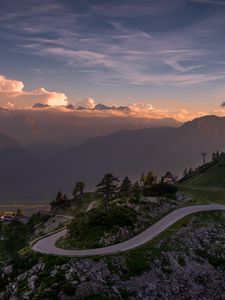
[0, 75, 68, 108]
[75, 97, 96, 109]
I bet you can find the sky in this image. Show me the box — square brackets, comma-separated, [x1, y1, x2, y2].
[1, 0, 225, 120]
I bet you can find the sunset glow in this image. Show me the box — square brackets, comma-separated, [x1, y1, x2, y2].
[1, 0, 225, 120]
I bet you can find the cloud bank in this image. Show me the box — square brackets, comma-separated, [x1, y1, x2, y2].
[0, 74, 223, 122]
[75, 97, 96, 109]
[0, 75, 68, 108]
[66, 98, 205, 122]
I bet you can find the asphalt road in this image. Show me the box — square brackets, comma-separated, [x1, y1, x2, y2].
[32, 204, 225, 257]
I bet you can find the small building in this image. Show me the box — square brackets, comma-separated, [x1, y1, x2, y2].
[161, 171, 176, 184]
[2, 216, 15, 223]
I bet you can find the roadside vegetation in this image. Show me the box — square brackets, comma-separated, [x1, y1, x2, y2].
[56, 171, 182, 249]
[1, 210, 224, 300]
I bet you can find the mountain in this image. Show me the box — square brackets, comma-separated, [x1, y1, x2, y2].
[0, 109, 181, 158]
[2, 114, 225, 202]
[94, 103, 112, 110]
[0, 131, 55, 202]
[58, 115, 225, 190]
[94, 103, 132, 113]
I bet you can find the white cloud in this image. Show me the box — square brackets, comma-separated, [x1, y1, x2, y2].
[127, 102, 205, 121]
[0, 75, 24, 92]
[129, 102, 153, 111]
[75, 97, 96, 109]
[0, 75, 68, 108]
[41, 48, 115, 68]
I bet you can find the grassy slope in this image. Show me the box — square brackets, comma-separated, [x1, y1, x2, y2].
[179, 155, 225, 204]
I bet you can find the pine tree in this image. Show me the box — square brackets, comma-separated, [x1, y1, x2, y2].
[96, 173, 119, 216]
[188, 168, 193, 174]
[145, 171, 157, 186]
[73, 181, 85, 198]
[56, 191, 63, 202]
[16, 208, 24, 218]
[183, 168, 188, 177]
[140, 172, 146, 187]
[132, 181, 141, 201]
[119, 176, 133, 198]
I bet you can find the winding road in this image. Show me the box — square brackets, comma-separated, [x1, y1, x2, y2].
[32, 204, 225, 257]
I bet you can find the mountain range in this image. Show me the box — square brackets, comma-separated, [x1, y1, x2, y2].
[1, 113, 225, 202]
[0, 109, 181, 158]
[59, 115, 225, 190]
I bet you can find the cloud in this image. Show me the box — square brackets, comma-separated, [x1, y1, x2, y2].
[3, 1, 225, 89]
[221, 102, 225, 107]
[90, 1, 183, 18]
[189, 0, 225, 5]
[75, 97, 96, 109]
[40, 48, 115, 68]
[0, 75, 68, 108]
[129, 102, 153, 112]
[72, 100, 206, 122]
[126, 103, 205, 121]
[0, 75, 24, 92]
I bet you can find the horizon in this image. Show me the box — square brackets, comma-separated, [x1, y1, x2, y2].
[1, 0, 225, 121]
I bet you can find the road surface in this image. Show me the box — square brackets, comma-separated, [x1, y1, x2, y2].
[32, 204, 225, 257]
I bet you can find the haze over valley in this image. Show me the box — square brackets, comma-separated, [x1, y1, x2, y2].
[1, 113, 225, 202]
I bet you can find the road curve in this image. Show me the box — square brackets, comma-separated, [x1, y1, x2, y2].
[32, 204, 225, 257]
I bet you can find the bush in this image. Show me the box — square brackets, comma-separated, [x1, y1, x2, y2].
[150, 183, 178, 197]
[67, 206, 137, 248]
[70, 206, 136, 236]
[62, 283, 76, 296]
[126, 249, 149, 276]
[142, 186, 152, 197]
[0, 220, 29, 259]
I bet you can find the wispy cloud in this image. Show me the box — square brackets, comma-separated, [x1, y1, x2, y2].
[189, 0, 225, 6]
[1, 0, 225, 89]
[40, 48, 115, 68]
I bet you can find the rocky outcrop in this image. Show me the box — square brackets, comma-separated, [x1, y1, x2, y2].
[0, 211, 224, 300]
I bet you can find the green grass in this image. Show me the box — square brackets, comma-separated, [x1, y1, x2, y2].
[179, 155, 225, 205]
[180, 155, 225, 189]
[179, 186, 225, 205]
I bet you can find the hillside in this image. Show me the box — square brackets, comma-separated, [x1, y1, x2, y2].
[0, 131, 53, 202]
[0, 109, 182, 158]
[57, 115, 225, 190]
[3, 114, 225, 202]
[180, 154, 225, 189]
[1, 209, 225, 299]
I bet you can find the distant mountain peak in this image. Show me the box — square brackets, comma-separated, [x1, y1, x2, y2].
[33, 103, 50, 108]
[94, 103, 111, 110]
[181, 115, 225, 136]
[94, 103, 131, 113]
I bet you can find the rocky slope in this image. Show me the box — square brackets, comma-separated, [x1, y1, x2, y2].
[0, 211, 224, 300]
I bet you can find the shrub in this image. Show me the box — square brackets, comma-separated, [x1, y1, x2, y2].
[67, 206, 137, 248]
[62, 283, 76, 296]
[150, 183, 178, 197]
[126, 249, 149, 276]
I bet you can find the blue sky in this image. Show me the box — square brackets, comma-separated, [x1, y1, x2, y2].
[1, 0, 225, 114]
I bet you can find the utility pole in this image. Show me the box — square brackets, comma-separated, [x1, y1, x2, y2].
[200, 151, 207, 166]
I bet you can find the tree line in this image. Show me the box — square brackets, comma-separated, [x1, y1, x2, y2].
[51, 170, 177, 216]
